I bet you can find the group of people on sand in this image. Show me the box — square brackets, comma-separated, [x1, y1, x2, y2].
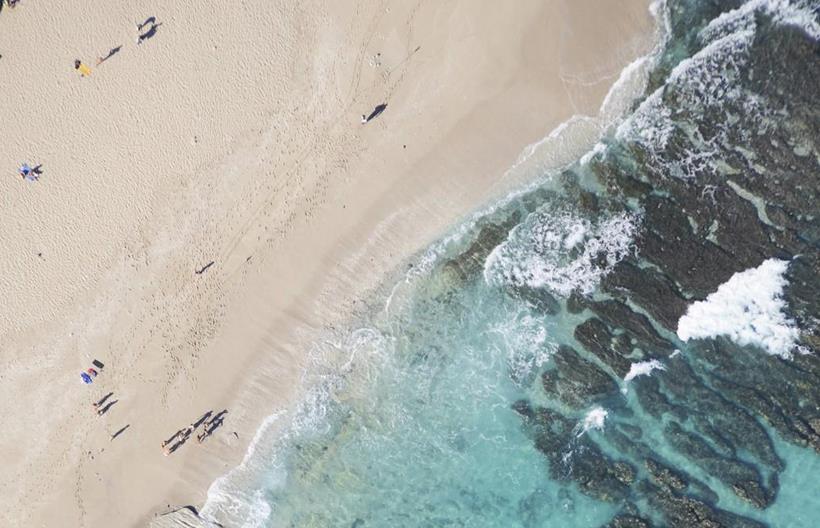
[92, 392, 118, 416]
[0, 0, 21, 12]
[12, 12, 162, 181]
[91, 391, 130, 440]
[161, 410, 227, 456]
[73, 16, 161, 79]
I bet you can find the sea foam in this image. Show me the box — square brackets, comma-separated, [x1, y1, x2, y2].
[614, 0, 820, 182]
[624, 359, 666, 383]
[483, 209, 639, 297]
[676, 258, 801, 359]
[621, 359, 666, 394]
[578, 407, 608, 437]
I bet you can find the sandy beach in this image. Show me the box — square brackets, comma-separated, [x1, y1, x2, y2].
[0, 1, 656, 526]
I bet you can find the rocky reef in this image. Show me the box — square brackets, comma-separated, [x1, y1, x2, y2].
[491, 1, 820, 525]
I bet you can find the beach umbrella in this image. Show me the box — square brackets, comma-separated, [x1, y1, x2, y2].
[80, 372, 93, 384]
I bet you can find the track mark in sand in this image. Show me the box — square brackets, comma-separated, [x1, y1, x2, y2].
[218, 123, 344, 275]
[218, 3, 425, 278]
[344, 0, 390, 105]
[11, 401, 92, 524]
[74, 458, 88, 527]
[346, 0, 424, 111]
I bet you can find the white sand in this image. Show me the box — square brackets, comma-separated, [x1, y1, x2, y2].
[0, 0, 657, 525]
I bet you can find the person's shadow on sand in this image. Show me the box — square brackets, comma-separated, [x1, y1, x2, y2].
[366, 103, 387, 122]
[138, 22, 163, 45]
[98, 46, 122, 64]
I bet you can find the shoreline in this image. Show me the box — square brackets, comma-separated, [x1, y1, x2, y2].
[196, 3, 666, 525]
[0, 1, 658, 526]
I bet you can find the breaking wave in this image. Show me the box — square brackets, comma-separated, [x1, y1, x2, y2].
[483, 208, 640, 297]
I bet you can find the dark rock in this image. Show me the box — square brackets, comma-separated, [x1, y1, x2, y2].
[574, 318, 633, 377]
[440, 213, 521, 283]
[585, 299, 675, 354]
[646, 458, 687, 492]
[590, 154, 654, 199]
[566, 292, 588, 314]
[784, 256, 820, 349]
[640, 195, 743, 298]
[602, 261, 688, 332]
[542, 346, 618, 408]
[578, 190, 600, 213]
[513, 11, 820, 526]
[603, 514, 653, 528]
[607, 425, 720, 505]
[567, 443, 636, 503]
[695, 339, 820, 453]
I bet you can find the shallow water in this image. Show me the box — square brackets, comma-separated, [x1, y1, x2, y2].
[202, 1, 820, 526]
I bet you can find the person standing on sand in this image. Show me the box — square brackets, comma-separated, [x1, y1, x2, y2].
[136, 17, 162, 45]
[74, 59, 91, 77]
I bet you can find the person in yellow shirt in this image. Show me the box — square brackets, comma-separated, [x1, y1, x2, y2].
[74, 59, 91, 77]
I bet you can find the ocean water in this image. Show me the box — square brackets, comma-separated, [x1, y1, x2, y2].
[201, 1, 820, 526]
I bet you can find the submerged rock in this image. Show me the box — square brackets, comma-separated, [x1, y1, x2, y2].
[646, 457, 718, 505]
[663, 421, 773, 508]
[508, 284, 561, 315]
[632, 375, 687, 421]
[638, 479, 767, 528]
[512, 401, 635, 503]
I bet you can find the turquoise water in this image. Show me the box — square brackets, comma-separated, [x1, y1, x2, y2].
[264, 282, 619, 527]
[202, 1, 820, 526]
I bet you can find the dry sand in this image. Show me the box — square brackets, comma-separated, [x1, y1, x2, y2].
[0, 0, 657, 526]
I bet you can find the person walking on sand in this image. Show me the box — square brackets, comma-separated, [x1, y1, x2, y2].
[161, 428, 186, 448]
[74, 59, 91, 77]
[196, 423, 212, 443]
[92, 392, 113, 411]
